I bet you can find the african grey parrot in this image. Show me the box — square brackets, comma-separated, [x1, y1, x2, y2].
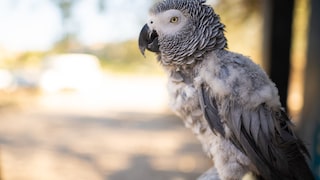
[138, 0, 314, 179]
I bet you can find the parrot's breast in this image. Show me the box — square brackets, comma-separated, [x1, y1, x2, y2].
[167, 78, 199, 126]
[167, 73, 217, 156]
[165, 64, 253, 179]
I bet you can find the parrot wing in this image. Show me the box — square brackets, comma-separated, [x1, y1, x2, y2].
[199, 84, 313, 180]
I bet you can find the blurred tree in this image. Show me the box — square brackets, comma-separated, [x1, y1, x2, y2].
[214, 0, 264, 67]
[263, 0, 295, 110]
[97, 0, 107, 13]
[299, 0, 320, 177]
[50, 0, 80, 51]
[50, 0, 110, 52]
[215, 0, 261, 24]
[94, 41, 162, 74]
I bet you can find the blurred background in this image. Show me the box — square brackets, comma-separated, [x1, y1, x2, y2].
[0, 0, 319, 179]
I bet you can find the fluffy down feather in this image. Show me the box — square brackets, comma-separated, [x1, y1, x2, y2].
[138, 0, 314, 179]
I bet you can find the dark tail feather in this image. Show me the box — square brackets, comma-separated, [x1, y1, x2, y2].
[287, 142, 314, 180]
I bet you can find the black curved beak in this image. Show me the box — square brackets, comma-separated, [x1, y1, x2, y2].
[138, 24, 160, 56]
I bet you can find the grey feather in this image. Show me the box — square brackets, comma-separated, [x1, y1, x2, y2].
[150, 0, 227, 65]
[258, 106, 271, 139]
[139, 0, 314, 179]
[171, 71, 184, 82]
[230, 102, 242, 140]
[249, 110, 260, 144]
[241, 111, 251, 135]
[199, 84, 225, 136]
[197, 167, 220, 180]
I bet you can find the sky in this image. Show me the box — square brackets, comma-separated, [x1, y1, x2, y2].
[0, 0, 153, 52]
[0, 0, 217, 52]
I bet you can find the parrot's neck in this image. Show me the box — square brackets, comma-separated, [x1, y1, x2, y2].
[162, 49, 231, 86]
[160, 49, 226, 69]
[157, 32, 227, 67]
[172, 66, 196, 84]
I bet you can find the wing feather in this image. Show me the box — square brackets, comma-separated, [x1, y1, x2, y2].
[230, 103, 242, 140]
[199, 83, 314, 179]
[241, 111, 251, 135]
[249, 110, 260, 144]
[199, 84, 225, 136]
[258, 107, 270, 138]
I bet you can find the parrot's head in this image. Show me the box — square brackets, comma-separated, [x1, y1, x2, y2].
[139, 0, 227, 65]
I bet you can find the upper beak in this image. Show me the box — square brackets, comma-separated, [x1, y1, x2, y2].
[138, 24, 160, 56]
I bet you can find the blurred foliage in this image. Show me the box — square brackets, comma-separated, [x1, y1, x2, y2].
[52, 34, 81, 53]
[0, 40, 163, 75]
[215, 0, 261, 24]
[50, 0, 81, 51]
[50, 0, 76, 20]
[0, 0, 307, 76]
[97, 0, 107, 12]
[0, 0, 309, 114]
[44, 0, 162, 74]
[0, 51, 45, 69]
[0, 0, 263, 74]
[213, 0, 263, 65]
[91, 41, 163, 75]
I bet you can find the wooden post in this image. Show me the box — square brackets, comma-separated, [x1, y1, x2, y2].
[299, 0, 320, 177]
[263, 0, 295, 110]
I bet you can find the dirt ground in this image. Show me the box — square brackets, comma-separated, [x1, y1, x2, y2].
[0, 75, 212, 180]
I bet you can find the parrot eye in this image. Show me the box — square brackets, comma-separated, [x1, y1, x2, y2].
[170, 16, 179, 23]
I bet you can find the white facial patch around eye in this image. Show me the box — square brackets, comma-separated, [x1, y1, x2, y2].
[152, 9, 187, 36]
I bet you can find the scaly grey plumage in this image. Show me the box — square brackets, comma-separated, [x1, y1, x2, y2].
[138, 0, 314, 179]
[150, 0, 227, 65]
